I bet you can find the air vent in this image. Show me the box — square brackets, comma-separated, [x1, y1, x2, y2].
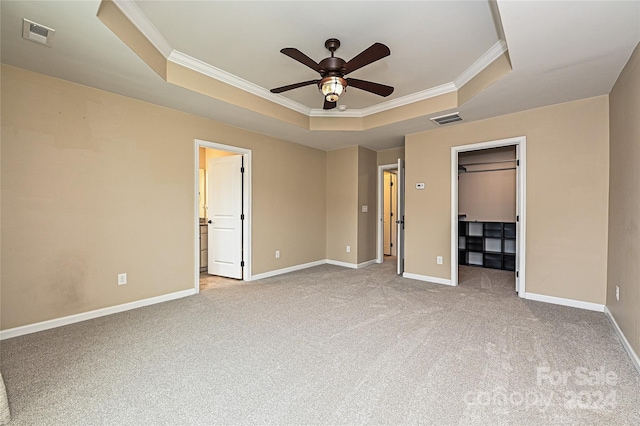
[430, 112, 463, 126]
[22, 19, 55, 47]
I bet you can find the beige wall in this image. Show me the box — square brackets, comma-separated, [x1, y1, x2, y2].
[326, 147, 358, 264]
[326, 146, 378, 265]
[357, 146, 378, 264]
[0, 65, 326, 329]
[405, 96, 610, 304]
[377, 146, 405, 165]
[607, 42, 640, 356]
[458, 146, 516, 222]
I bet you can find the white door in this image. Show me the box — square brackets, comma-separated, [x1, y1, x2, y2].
[390, 173, 398, 257]
[383, 172, 392, 255]
[397, 159, 405, 275]
[207, 155, 243, 279]
[515, 145, 521, 295]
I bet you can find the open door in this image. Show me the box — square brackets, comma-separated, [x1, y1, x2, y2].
[383, 171, 398, 256]
[397, 159, 405, 275]
[515, 145, 522, 296]
[207, 155, 243, 279]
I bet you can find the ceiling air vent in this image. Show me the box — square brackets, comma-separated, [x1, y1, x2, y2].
[430, 112, 463, 126]
[22, 19, 55, 47]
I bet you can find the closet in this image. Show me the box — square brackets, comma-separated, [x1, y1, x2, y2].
[457, 146, 516, 271]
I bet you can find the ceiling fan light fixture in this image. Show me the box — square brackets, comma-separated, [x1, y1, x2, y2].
[319, 76, 346, 102]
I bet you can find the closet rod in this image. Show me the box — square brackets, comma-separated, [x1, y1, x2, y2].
[459, 159, 516, 167]
[461, 167, 516, 174]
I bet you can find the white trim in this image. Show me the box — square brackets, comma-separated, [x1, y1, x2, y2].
[326, 259, 377, 269]
[451, 136, 526, 298]
[310, 82, 457, 118]
[0, 289, 195, 340]
[327, 259, 358, 269]
[310, 108, 365, 119]
[377, 163, 400, 264]
[251, 260, 327, 280]
[170, 51, 312, 116]
[525, 293, 605, 312]
[403, 273, 454, 286]
[453, 40, 508, 88]
[604, 306, 640, 374]
[110, 0, 173, 58]
[195, 140, 252, 291]
[358, 259, 378, 269]
[113, 3, 509, 119]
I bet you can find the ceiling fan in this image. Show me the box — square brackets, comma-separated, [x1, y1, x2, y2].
[270, 38, 394, 110]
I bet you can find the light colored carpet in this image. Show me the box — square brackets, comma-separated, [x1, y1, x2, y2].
[1, 261, 639, 425]
[0, 372, 9, 425]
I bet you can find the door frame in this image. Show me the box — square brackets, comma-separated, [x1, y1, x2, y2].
[195, 139, 252, 292]
[450, 136, 527, 297]
[382, 170, 398, 257]
[377, 163, 399, 263]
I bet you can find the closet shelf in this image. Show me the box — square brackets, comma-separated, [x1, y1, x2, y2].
[458, 221, 516, 271]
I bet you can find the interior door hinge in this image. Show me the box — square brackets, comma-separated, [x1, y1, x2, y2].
[390, 181, 393, 186]
[241, 261, 245, 267]
[516, 215, 519, 222]
[240, 166, 245, 173]
[517, 159, 520, 166]
[516, 271, 519, 278]
[240, 214, 245, 221]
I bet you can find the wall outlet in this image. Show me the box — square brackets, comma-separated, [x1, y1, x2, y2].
[437, 256, 443, 265]
[118, 273, 127, 285]
[275, 250, 280, 259]
[616, 286, 620, 301]
[346, 245, 351, 253]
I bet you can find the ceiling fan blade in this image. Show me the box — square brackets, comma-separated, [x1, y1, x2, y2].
[323, 99, 337, 110]
[346, 78, 394, 97]
[280, 48, 322, 73]
[270, 80, 319, 94]
[343, 42, 390, 75]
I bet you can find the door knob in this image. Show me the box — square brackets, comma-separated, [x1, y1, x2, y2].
[208, 220, 212, 224]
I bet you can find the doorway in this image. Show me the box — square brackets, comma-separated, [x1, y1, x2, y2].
[451, 136, 526, 297]
[383, 170, 398, 257]
[377, 160, 405, 274]
[195, 140, 252, 293]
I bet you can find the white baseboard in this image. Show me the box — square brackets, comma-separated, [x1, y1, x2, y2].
[403, 272, 453, 286]
[0, 288, 196, 340]
[524, 292, 605, 312]
[357, 259, 378, 269]
[251, 260, 327, 280]
[326, 259, 378, 269]
[327, 259, 357, 269]
[604, 306, 640, 375]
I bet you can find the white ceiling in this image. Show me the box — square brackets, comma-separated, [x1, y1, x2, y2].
[1, 1, 639, 152]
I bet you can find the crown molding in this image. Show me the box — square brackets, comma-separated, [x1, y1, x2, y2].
[111, 0, 508, 120]
[110, 0, 173, 58]
[168, 50, 312, 116]
[454, 39, 508, 88]
[365, 82, 458, 115]
[309, 82, 457, 118]
[312, 40, 508, 117]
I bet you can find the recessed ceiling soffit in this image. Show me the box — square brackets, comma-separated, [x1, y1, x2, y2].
[97, 0, 512, 132]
